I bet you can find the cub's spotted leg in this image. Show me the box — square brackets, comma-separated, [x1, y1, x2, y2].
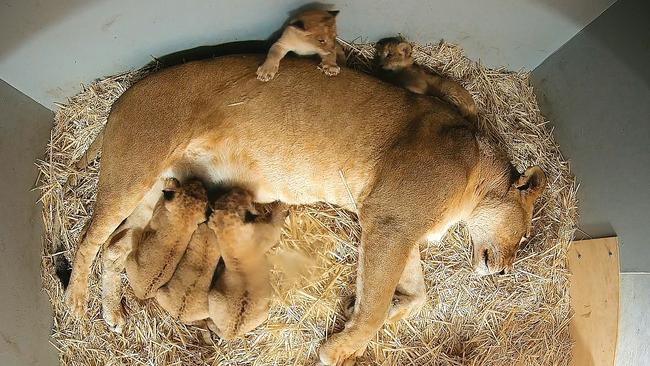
[343, 242, 425, 323]
[256, 41, 290, 81]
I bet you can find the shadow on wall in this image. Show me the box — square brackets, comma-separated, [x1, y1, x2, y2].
[534, 0, 649, 85]
[0, 0, 92, 59]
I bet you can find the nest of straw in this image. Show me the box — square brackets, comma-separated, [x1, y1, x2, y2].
[37, 40, 577, 365]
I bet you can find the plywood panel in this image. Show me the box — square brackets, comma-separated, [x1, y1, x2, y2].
[568, 237, 620, 366]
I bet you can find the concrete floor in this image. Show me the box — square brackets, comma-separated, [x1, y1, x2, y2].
[617, 274, 650, 365]
[0, 79, 59, 365]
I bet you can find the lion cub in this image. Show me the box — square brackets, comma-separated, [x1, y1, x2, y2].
[375, 37, 478, 123]
[207, 188, 287, 339]
[257, 9, 340, 81]
[155, 222, 220, 323]
[125, 178, 208, 299]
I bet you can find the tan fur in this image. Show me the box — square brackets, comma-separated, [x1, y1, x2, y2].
[76, 130, 103, 169]
[375, 37, 478, 123]
[207, 189, 286, 339]
[155, 223, 220, 323]
[125, 178, 208, 299]
[65, 56, 545, 365]
[257, 9, 340, 81]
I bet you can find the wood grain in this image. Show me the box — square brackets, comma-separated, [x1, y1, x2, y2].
[568, 237, 620, 366]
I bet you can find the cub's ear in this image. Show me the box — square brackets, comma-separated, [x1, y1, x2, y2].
[162, 177, 180, 200]
[514, 166, 546, 203]
[328, 10, 340, 17]
[288, 19, 306, 30]
[397, 42, 412, 58]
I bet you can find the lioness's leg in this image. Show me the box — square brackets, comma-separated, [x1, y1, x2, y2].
[319, 214, 416, 366]
[66, 169, 162, 318]
[343, 242, 425, 323]
[386, 242, 426, 323]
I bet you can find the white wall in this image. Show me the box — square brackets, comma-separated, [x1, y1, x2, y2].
[532, 0, 650, 272]
[1, 0, 614, 109]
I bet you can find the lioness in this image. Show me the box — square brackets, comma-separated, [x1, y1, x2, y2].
[66, 55, 545, 365]
[375, 37, 478, 123]
[207, 189, 287, 339]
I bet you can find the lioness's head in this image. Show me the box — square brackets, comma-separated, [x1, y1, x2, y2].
[467, 166, 546, 276]
[287, 9, 339, 53]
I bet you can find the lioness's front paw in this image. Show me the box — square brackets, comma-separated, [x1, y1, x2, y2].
[65, 284, 88, 319]
[256, 62, 279, 82]
[319, 332, 367, 366]
[318, 63, 340, 77]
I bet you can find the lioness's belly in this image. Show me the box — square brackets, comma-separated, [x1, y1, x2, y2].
[174, 141, 363, 210]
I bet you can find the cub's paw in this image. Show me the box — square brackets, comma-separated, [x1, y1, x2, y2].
[256, 62, 279, 82]
[64, 284, 88, 319]
[318, 63, 340, 77]
[319, 332, 367, 366]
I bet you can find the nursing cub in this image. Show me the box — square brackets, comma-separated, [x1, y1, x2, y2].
[103, 179, 286, 338]
[125, 178, 207, 300]
[207, 189, 287, 339]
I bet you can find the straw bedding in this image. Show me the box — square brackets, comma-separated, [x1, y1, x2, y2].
[37, 40, 578, 365]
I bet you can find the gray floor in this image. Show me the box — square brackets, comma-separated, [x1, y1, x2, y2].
[617, 274, 650, 366]
[0, 79, 58, 365]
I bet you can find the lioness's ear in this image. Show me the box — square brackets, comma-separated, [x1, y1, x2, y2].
[288, 19, 306, 30]
[514, 166, 546, 203]
[328, 10, 340, 17]
[397, 42, 412, 58]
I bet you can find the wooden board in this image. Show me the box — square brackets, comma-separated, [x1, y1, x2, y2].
[568, 237, 620, 366]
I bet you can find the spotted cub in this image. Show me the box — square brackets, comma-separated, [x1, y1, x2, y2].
[154, 222, 220, 324]
[125, 178, 208, 299]
[206, 188, 287, 339]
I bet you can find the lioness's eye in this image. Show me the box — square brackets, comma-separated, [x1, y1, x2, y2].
[319, 39, 326, 44]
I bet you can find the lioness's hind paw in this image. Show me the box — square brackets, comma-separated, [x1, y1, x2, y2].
[64, 286, 88, 319]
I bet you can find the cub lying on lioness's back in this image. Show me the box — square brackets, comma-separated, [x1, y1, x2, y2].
[257, 9, 341, 81]
[375, 37, 478, 123]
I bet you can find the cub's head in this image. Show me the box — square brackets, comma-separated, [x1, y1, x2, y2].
[375, 37, 414, 71]
[211, 187, 256, 221]
[286, 9, 339, 54]
[161, 178, 208, 222]
[467, 166, 546, 276]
